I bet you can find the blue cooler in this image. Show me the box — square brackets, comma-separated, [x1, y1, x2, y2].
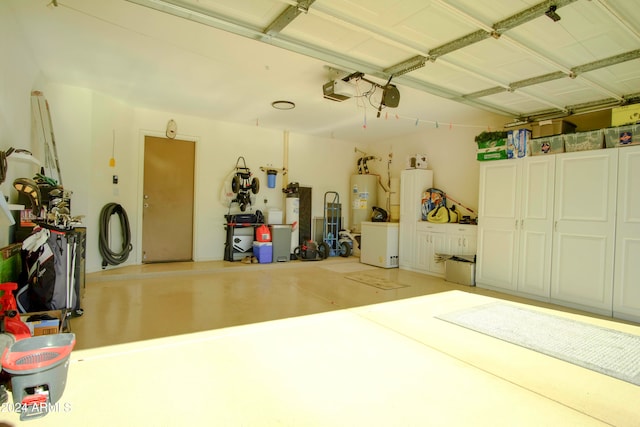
[253, 242, 273, 263]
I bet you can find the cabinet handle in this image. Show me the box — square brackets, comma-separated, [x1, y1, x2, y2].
[458, 237, 462, 246]
[555, 221, 558, 232]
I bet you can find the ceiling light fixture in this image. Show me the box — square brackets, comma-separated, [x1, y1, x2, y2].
[271, 100, 296, 110]
[545, 5, 561, 22]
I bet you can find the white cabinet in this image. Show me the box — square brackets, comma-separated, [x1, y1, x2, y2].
[399, 168, 477, 277]
[399, 169, 433, 270]
[448, 224, 478, 256]
[413, 223, 477, 277]
[477, 149, 631, 318]
[476, 156, 555, 299]
[550, 149, 618, 315]
[613, 145, 640, 321]
[415, 223, 448, 276]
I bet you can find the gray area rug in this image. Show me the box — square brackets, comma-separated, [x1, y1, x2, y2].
[437, 302, 640, 386]
[344, 273, 408, 290]
[321, 263, 377, 274]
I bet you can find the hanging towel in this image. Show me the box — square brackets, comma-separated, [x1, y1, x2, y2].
[22, 227, 50, 252]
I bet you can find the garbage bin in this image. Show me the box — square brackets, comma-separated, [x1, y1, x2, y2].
[270, 224, 292, 262]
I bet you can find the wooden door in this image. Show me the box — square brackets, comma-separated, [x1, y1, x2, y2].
[142, 136, 195, 263]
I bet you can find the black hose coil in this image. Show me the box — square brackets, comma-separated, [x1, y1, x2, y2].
[99, 203, 133, 268]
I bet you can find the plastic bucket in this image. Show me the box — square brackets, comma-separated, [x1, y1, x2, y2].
[2, 333, 75, 420]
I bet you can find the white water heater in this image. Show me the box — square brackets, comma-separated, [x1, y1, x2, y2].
[350, 174, 378, 233]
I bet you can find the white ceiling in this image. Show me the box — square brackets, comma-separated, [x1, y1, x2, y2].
[9, 0, 640, 143]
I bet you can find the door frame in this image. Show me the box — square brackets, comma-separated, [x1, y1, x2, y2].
[136, 130, 200, 264]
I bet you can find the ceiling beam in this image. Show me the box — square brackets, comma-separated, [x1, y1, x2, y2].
[464, 50, 639, 100]
[428, 30, 491, 60]
[492, 0, 579, 33]
[573, 49, 640, 74]
[383, 56, 428, 77]
[125, 0, 637, 121]
[509, 71, 569, 91]
[264, 0, 315, 37]
[524, 93, 639, 122]
[423, 0, 583, 112]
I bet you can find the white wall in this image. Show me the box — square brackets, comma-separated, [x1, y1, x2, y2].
[1, 3, 506, 274]
[364, 121, 508, 217]
[3, 69, 504, 273]
[0, 1, 46, 199]
[40, 84, 360, 272]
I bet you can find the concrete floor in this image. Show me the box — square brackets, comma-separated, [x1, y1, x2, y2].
[7, 257, 635, 426]
[71, 257, 630, 350]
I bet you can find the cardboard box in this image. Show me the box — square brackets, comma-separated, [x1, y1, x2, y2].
[604, 124, 640, 148]
[0, 243, 22, 283]
[476, 132, 509, 161]
[530, 135, 565, 155]
[564, 130, 604, 152]
[406, 154, 428, 169]
[612, 104, 640, 126]
[508, 129, 531, 158]
[476, 135, 506, 150]
[476, 137, 507, 161]
[531, 119, 576, 138]
[445, 259, 476, 286]
[20, 310, 62, 336]
[477, 147, 507, 161]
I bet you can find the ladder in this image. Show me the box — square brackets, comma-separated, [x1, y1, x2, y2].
[31, 91, 63, 186]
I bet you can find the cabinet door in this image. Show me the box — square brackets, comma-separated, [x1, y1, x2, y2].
[449, 225, 477, 256]
[551, 149, 617, 314]
[614, 145, 640, 321]
[400, 169, 432, 222]
[415, 223, 447, 276]
[414, 231, 431, 272]
[398, 221, 414, 269]
[429, 231, 448, 275]
[399, 170, 433, 269]
[476, 161, 520, 291]
[517, 156, 555, 298]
